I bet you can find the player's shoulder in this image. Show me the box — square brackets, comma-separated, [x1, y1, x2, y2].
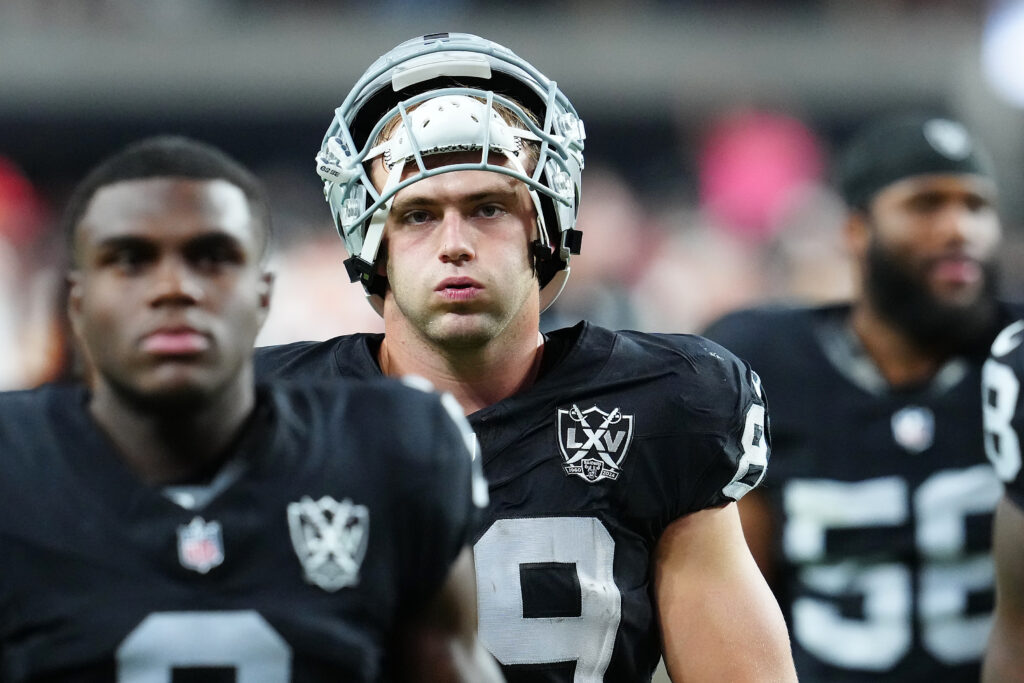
[0, 384, 83, 485]
[604, 326, 752, 391]
[267, 376, 472, 467]
[254, 332, 382, 381]
[591, 327, 769, 505]
[0, 385, 48, 414]
[702, 302, 848, 369]
[704, 301, 836, 342]
[576, 325, 763, 430]
[0, 383, 77, 429]
[267, 373, 445, 421]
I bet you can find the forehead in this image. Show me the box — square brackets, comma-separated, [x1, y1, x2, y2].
[873, 173, 997, 205]
[77, 177, 255, 248]
[373, 150, 525, 194]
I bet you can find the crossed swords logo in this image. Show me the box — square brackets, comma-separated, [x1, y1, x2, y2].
[557, 404, 634, 483]
[287, 495, 370, 592]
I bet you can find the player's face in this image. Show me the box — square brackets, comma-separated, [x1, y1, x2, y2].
[859, 173, 1001, 348]
[371, 152, 540, 349]
[865, 173, 1000, 306]
[68, 177, 272, 408]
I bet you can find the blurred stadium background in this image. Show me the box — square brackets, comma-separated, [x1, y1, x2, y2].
[1, 0, 1023, 394]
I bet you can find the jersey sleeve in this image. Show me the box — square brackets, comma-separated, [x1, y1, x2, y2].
[983, 319, 1024, 510]
[254, 341, 340, 382]
[693, 339, 771, 509]
[645, 335, 771, 520]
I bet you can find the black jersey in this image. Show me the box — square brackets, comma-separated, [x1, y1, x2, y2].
[256, 321, 769, 682]
[705, 303, 1018, 683]
[0, 380, 481, 682]
[983, 319, 1024, 511]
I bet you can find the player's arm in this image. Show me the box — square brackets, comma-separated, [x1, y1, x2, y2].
[654, 503, 797, 682]
[983, 497, 1024, 683]
[396, 546, 504, 683]
[737, 489, 780, 589]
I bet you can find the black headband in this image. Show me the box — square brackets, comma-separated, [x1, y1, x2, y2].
[836, 114, 996, 210]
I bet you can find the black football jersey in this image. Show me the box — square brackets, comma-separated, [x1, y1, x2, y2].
[0, 380, 481, 682]
[705, 303, 1019, 683]
[983, 319, 1024, 511]
[256, 321, 769, 682]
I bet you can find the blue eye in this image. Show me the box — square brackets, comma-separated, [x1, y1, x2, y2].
[476, 205, 506, 218]
[403, 210, 433, 225]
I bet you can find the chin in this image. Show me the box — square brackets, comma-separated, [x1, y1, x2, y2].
[428, 316, 500, 349]
[136, 384, 213, 413]
[119, 369, 220, 414]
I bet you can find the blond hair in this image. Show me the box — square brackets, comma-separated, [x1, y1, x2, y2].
[371, 96, 540, 175]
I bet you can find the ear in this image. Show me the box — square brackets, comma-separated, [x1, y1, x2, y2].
[375, 238, 389, 277]
[255, 270, 274, 324]
[844, 211, 871, 261]
[66, 271, 84, 337]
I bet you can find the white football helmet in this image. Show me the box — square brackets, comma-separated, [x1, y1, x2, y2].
[316, 32, 586, 314]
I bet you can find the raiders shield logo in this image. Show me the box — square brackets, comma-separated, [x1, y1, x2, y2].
[923, 119, 972, 160]
[287, 495, 369, 592]
[557, 404, 635, 483]
[177, 517, 224, 574]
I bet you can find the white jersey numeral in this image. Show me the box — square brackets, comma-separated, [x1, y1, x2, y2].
[722, 402, 769, 500]
[783, 467, 1000, 670]
[117, 611, 291, 681]
[982, 357, 1022, 482]
[474, 517, 621, 682]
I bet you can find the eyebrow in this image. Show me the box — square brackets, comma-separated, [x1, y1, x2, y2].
[391, 185, 523, 212]
[93, 235, 155, 254]
[92, 231, 246, 255]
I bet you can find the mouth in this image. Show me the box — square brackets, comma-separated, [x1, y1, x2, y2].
[140, 327, 211, 356]
[436, 277, 482, 302]
[929, 256, 983, 288]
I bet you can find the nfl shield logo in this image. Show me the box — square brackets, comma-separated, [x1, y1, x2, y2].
[557, 404, 635, 483]
[177, 517, 224, 574]
[287, 495, 370, 592]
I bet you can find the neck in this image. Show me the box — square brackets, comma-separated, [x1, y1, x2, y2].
[88, 375, 255, 485]
[379, 320, 544, 416]
[849, 300, 948, 387]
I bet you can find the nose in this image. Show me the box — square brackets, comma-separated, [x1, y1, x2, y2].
[150, 257, 203, 307]
[438, 211, 475, 264]
[945, 204, 973, 240]
[937, 202, 1000, 254]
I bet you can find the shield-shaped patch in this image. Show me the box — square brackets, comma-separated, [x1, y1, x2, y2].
[287, 495, 369, 592]
[177, 517, 224, 574]
[557, 404, 635, 483]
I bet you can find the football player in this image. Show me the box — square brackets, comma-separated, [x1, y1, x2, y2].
[256, 33, 797, 681]
[0, 135, 502, 682]
[705, 113, 1019, 682]
[982, 320, 1024, 682]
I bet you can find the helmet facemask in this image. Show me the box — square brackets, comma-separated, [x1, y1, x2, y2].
[316, 33, 585, 315]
